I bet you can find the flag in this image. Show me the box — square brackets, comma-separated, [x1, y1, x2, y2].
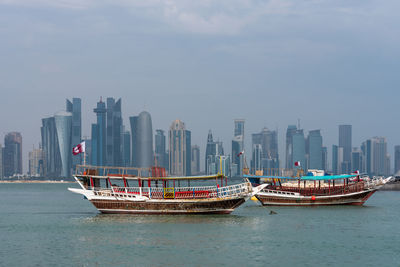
[294, 161, 301, 167]
[354, 170, 360, 175]
[72, 141, 85, 155]
[237, 151, 244, 157]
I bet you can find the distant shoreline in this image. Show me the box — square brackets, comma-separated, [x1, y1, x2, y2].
[0, 180, 75, 184]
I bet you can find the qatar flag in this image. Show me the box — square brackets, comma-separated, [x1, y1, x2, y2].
[72, 141, 85, 155]
[237, 151, 244, 157]
[354, 170, 360, 175]
[294, 161, 301, 167]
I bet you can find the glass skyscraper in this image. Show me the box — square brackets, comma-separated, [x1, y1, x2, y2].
[92, 99, 106, 166]
[66, 98, 81, 170]
[54, 111, 72, 178]
[130, 111, 154, 168]
[232, 119, 245, 176]
[307, 130, 323, 170]
[395, 145, 400, 175]
[3, 132, 22, 177]
[292, 129, 306, 170]
[339, 125, 352, 173]
[285, 125, 297, 169]
[169, 120, 191, 176]
[41, 117, 62, 177]
[106, 98, 122, 166]
[155, 129, 168, 170]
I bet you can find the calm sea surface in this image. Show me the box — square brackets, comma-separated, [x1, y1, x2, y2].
[1, 183, 399, 267]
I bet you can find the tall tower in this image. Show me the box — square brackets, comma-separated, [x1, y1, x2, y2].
[285, 125, 297, 169]
[106, 98, 122, 166]
[339, 125, 352, 173]
[54, 111, 72, 177]
[130, 111, 154, 168]
[292, 129, 306, 170]
[3, 132, 22, 177]
[92, 98, 106, 166]
[395, 145, 400, 174]
[307, 130, 323, 170]
[155, 129, 168, 170]
[232, 119, 245, 176]
[66, 98, 81, 169]
[191, 145, 200, 175]
[169, 120, 191, 176]
[41, 117, 61, 177]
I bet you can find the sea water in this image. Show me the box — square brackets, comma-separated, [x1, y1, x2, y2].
[0, 183, 399, 266]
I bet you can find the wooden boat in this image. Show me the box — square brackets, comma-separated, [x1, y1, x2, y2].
[245, 173, 390, 206]
[69, 165, 265, 214]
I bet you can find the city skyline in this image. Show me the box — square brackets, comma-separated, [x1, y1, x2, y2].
[1, 97, 400, 176]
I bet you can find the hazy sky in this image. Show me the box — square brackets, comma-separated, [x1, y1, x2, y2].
[1, 0, 399, 172]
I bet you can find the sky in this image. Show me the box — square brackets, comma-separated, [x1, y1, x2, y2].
[0, 0, 399, 172]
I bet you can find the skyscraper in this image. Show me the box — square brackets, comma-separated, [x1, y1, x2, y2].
[106, 98, 122, 166]
[232, 119, 245, 176]
[352, 148, 363, 173]
[41, 117, 61, 177]
[155, 129, 168, 170]
[251, 144, 262, 173]
[191, 145, 200, 175]
[251, 127, 279, 170]
[332, 145, 338, 174]
[3, 132, 22, 177]
[29, 147, 45, 177]
[92, 99, 106, 166]
[55, 111, 72, 177]
[169, 120, 191, 176]
[285, 125, 297, 169]
[339, 125, 352, 173]
[307, 130, 323, 170]
[322, 146, 328, 171]
[292, 129, 306, 169]
[395, 145, 400, 174]
[205, 130, 224, 175]
[130, 111, 154, 168]
[0, 144, 3, 178]
[361, 137, 390, 176]
[121, 130, 131, 167]
[66, 98, 81, 169]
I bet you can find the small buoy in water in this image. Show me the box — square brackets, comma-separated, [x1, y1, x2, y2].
[269, 210, 277, 215]
[251, 196, 258, 202]
[311, 195, 316, 201]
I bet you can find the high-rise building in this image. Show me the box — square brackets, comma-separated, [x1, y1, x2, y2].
[55, 111, 72, 177]
[191, 145, 200, 175]
[251, 127, 279, 171]
[205, 130, 224, 175]
[66, 98, 81, 169]
[351, 148, 363, 173]
[395, 146, 400, 174]
[285, 125, 297, 169]
[29, 147, 45, 177]
[92, 99, 106, 166]
[130, 111, 154, 168]
[322, 146, 328, 171]
[361, 137, 390, 176]
[307, 130, 323, 170]
[292, 129, 306, 170]
[232, 119, 245, 176]
[339, 125, 352, 173]
[155, 129, 168, 170]
[251, 144, 262, 173]
[3, 132, 23, 177]
[0, 144, 3, 178]
[231, 135, 244, 176]
[106, 98, 122, 166]
[169, 120, 191, 176]
[41, 117, 62, 177]
[121, 130, 131, 167]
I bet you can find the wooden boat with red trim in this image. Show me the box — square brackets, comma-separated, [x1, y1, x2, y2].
[245, 173, 390, 206]
[69, 165, 266, 214]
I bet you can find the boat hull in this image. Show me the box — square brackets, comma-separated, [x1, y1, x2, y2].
[90, 197, 246, 214]
[255, 189, 377, 206]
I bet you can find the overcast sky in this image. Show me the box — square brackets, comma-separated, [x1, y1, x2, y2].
[1, 0, 399, 172]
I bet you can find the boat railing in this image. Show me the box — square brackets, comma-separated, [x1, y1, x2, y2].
[91, 183, 250, 200]
[268, 182, 365, 196]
